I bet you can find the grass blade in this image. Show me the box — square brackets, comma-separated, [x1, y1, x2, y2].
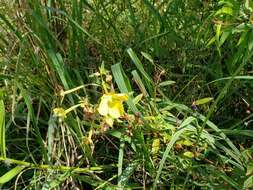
[221, 129, 253, 138]
[0, 92, 6, 158]
[0, 165, 26, 184]
[208, 166, 241, 189]
[111, 63, 138, 113]
[195, 113, 242, 160]
[127, 48, 152, 83]
[208, 75, 253, 84]
[118, 160, 139, 188]
[127, 48, 154, 97]
[16, 82, 47, 163]
[117, 135, 125, 188]
[153, 117, 194, 189]
[131, 70, 148, 97]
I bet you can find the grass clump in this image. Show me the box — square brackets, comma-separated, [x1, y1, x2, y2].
[0, 0, 253, 189]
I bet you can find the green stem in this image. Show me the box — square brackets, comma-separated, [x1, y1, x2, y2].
[0, 157, 116, 174]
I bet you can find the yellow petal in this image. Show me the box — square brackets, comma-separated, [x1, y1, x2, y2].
[108, 101, 124, 118]
[105, 116, 114, 127]
[111, 93, 128, 102]
[98, 93, 127, 118]
[98, 95, 111, 116]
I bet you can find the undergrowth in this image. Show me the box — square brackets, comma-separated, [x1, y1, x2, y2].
[0, 0, 253, 189]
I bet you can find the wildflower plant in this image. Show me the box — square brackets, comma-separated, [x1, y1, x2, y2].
[48, 58, 247, 189]
[53, 64, 129, 132]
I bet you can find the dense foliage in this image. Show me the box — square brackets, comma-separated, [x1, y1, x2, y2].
[0, 0, 253, 189]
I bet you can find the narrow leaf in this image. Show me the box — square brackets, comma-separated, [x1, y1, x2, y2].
[127, 48, 152, 83]
[0, 93, 5, 158]
[243, 176, 253, 189]
[194, 97, 213, 105]
[215, 6, 234, 16]
[0, 165, 26, 184]
[117, 136, 125, 188]
[158, 80, 175, 87]
[153, 121, 192, 188]
[132, 70, 148, 97]
[111, 63, 138, 113]
[141, 51, 154, 64]
[118, 160, 139, 187]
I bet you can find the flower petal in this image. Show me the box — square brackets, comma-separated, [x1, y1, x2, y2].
[98, 93, 127, 119]
[105, 116, 114, 127]
[111, 93, 128, 102]
[98, 95, 111, 116]
[108, 101, 124, 118]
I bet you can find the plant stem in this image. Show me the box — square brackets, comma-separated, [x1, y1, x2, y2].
[0, 157, 116, 174]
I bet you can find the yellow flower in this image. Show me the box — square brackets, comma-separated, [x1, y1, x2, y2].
[98, 93, 128, 126]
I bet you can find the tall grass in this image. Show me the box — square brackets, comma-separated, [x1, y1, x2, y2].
[0, 0, 253, 189]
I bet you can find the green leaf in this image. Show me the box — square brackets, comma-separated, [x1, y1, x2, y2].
[180, 116, 196, 128]
[219, 30, 231, 47]
[127, 48, 152, 82]
[232, 23, 250, 34]
[194, 97, 213, 105]
[75, 175, 117, 189]
[0, 165, 26, 184]
[143, 0, 165, 32]
[215, 6, 234, 16]
[111, 63, 138, 113]
[42, 172, 70, 190]
[132, 70, 148, 97]
[237, 32, 248, 46]
[141, 51, 154, 64]
[153, 118, 194, 188]
[243, 176, 253, 189]
[158, 80, 176, 87]
[245, 0, 253, 11]
[127, 48, 153, 97]
[16, 82, 47, 162]
[118, 160, 139, 187]
[117, 136, 125, 188]
[208, 76, 253, 84]
[208, 166, 240, 189]
[221, 129, 253, 138]
[207, 36, 216, 46]
[196, 113, 242, 160]
[183, 151, 194, 158]
[47, 50, 71, 91]
[133, 94, 143, 105]
[0, 97, 6, 158]
[216, 24, 222, 43]
[246, 163, 253, 176]
[248, 30, 253, 51]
